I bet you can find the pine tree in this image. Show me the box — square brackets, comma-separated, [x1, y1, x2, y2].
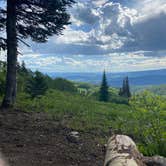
[0, 0, 75, 107]
[26, 71, 48, 98]
[125, 76, 131, 98]
[99, 71, 109, 102]
[119, 76, 131, 98]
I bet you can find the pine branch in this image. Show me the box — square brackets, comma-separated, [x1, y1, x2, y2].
[17, 37, 30, 47]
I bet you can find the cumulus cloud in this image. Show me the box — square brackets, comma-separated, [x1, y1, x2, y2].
[22, 0, 166, 58]
[14, 0, 166, 72]
[72, 2, 100, 25]
[67, 0, 166, 55]
[43, 1, 137, 55]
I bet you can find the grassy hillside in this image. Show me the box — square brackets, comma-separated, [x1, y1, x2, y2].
[0, 63, 166, 157]
[15, 90, 129, 133]
[14, 90, 166, 157]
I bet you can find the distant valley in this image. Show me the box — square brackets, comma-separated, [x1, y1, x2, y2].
[47, 69, 166, 87]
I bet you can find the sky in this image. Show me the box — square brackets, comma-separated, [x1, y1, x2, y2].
[1, 0, 166, 73]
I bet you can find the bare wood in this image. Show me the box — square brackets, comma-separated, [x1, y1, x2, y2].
[104, 135, 146, 166]
[104, 135, 166, 166]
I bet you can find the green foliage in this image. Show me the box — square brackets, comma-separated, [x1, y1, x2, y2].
[129, 91, 166, 156]
[17, 61, 33, 93]
[26, 71, 48, 98]
[1, 61, 77, 97]
[16, 89, 130, 133]
[75, 82, 94, 90]
[90, 87, 129, 104]
[99, 71, 109, 102]
[51, 78, 77, 93]
[15, 88, 166, 157]
[116, 91, 166, 156]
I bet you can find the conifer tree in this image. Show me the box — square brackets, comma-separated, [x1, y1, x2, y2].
[119, 76, 131, 98]
[26, 71, 48, 98]
[125, 76, 131, 98]
[0, 0, 75, 107]
[99, 70, 109, 102]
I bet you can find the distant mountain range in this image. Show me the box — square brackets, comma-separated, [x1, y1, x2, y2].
[47, 69, 166, 87]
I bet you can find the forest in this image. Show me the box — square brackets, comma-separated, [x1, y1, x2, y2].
[0, 0, 166, 165]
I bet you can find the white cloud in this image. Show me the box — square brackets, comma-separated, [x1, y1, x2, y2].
[92, 0, 108, 6]
[71, 2, 100, 26]
[136, 0, 166, 21]
[7, 0, 166, 73]
[19, 53, 62, 71]
[18, 51, 166, 73]
[54, 27, 89, 44]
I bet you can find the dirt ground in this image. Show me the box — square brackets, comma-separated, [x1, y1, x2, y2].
[0, 110, 105, 166]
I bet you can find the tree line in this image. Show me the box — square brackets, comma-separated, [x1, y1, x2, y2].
[0, 60, 131, 104]
[0, 60, 77, 98]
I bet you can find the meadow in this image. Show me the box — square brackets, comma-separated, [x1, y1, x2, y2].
[15, 89, 166, 157]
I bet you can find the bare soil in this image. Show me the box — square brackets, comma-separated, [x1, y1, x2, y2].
[0, 110, 105, 166]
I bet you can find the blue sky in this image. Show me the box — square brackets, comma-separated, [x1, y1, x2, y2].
[1, 0, 166, 72]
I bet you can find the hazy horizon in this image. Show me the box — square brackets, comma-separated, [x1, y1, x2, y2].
[47, 69, 166, 87]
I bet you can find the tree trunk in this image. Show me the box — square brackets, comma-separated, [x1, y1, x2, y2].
[1, 0, 17, 108]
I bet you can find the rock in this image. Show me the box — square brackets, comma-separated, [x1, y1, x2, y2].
[70, 131, 79, 137]
[66, 131, 80, 144]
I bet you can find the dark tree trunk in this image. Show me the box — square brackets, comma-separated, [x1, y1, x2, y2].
[2, 0, 17, 108]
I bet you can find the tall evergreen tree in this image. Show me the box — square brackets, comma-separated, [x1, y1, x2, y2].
[0, 0, 75, 108]
[99, 70, 109, 102]
[119, 76, 131, 98]
[125, 76, 131, 98]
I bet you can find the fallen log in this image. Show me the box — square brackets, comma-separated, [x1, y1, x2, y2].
[104, 135, 166, 166]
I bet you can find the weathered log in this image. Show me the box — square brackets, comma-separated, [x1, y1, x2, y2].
[104, 135, 146, 166]
[104, 135, 166, 166]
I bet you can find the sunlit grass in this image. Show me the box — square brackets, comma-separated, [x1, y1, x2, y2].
[15, 89, 166, 156]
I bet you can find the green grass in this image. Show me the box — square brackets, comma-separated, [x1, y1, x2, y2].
[13, 89, 166, 157]
[16, 89, 130, 133]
